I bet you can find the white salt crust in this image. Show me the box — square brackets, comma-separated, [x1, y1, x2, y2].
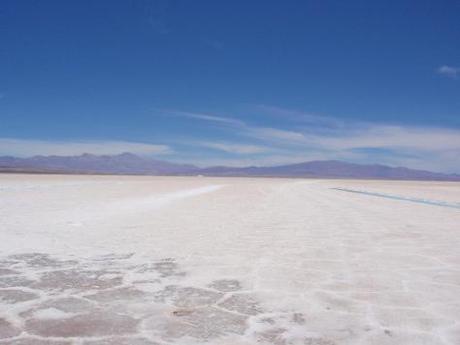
[1, 174, 459, 344]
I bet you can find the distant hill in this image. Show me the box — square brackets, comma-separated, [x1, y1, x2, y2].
[0, 153, 197, 175]
[199, 160, 460, 181]
[1, 153, 459, 181]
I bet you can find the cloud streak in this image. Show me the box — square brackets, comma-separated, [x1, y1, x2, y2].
[0, 139, 172, 157]
[437, 65, 460, 79]
[255, 105, 345, 128]
[3, 107, 460, 173]
[166, 108, 460, 173]
[168, 111, 245, 126]
[199, 142, 269, 154]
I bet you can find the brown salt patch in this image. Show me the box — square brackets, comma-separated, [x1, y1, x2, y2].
[0, 338, 72, 345]
[292, 312, 306, 324]
[92, 253, 134, 262]
[0, 268, 20, 276]
[84, 286, 147, 303]
[25, 312, 139, 337]
[20, 297, 95, 319]
[218, 294, 263, 315]
[83, 337, 159, 345]
[256, 327, 287, 345]
[172, 309, 194, 317]
[260, 317, 276, 325]
[0, 276, 34, 288]
[208, 279, 242, 292]
[153, 259, 182, 277]
[0, 318, 21, 339]
[303, 339, 336, 345]
[0, 289, 39, 303]
[132, 279, 161, 285]
[34, 269, 122, 291]
[316, 292, 363, 313]
[0, 259, 20, 267]
[136, 259, 184, 278]
[159, 306, 247, 340]
[8, 253, 77, 268]
[40, 297, 95, 313]
[155, 285, 223, 308]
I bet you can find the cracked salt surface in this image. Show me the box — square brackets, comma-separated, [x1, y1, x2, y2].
[0, 253, 320, 344]
[1, 175, 460, 344]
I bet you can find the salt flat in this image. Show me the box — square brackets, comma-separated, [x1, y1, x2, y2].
[0, 174, 460, 345]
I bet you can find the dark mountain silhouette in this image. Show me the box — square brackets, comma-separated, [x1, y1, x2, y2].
[1, 153, 459, 181]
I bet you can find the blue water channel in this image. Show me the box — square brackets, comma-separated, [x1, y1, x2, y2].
[332, 188, 460, 209]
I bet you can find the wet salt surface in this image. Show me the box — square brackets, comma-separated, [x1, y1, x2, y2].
[0, 253, 333, 345]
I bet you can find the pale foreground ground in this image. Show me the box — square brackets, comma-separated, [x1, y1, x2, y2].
[1, 175, 460, 345]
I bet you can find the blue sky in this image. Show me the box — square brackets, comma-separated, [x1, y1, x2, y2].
[1, 0, 459, 172]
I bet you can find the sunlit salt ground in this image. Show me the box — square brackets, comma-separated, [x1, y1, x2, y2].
[1, 175, 460, 345]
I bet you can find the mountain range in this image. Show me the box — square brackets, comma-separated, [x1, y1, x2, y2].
[1, 153, 459, 181]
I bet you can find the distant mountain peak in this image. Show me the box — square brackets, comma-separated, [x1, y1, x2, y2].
[114, 152, 139, 158]
[0, 154, 458, 181]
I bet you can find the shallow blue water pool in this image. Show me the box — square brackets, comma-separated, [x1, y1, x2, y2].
[332, 188, 460, 209]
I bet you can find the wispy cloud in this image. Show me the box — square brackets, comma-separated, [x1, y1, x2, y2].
[305, 125, 460, 152]
[199, 142, 269, 154]
[437, 65, 460, 79]
[246, 127, 307, 142]
[255, 105, 345, 128]
[164, 107, 460, 173]
[169, 110, 309, 142]
[6, 107, 459, 172]
[0, 139, 172, 157]
[169, 111, 245, 126]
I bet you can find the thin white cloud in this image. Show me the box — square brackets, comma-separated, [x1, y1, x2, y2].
[164, 107, 460, 172]
[256, 105, 344, 127]
[170, 110, 309, 142]
[169, 111, 245, 126]
[246, 127, 307, 142]
[199, 142, 269, 154]
[301, 125, 460, 152]
[437, 65, 460, 79]
[0, 139, 172, 157]
[174, 144, 460, 173]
